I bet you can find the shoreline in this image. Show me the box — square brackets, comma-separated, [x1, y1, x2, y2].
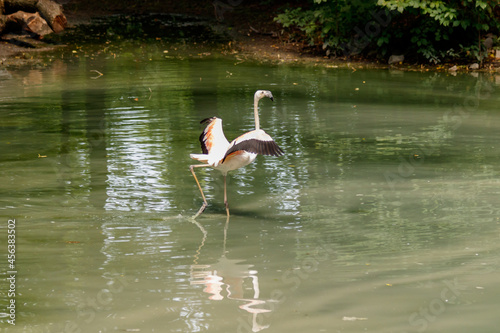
[233, 33, 500, 74]
[0, 8, 499, 73]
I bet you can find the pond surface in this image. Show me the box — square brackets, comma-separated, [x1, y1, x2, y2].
[1, 43, 500, 333]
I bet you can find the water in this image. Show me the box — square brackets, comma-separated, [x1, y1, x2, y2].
[1, 43, 500, 333]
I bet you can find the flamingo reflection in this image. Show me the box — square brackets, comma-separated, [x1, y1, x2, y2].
[190, 217, 271, 332]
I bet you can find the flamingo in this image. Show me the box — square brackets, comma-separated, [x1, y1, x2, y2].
[189, 90, 284, 218]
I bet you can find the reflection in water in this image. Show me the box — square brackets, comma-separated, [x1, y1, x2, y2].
[190, 218, 271, 332]
[105, 105, 174, 212]
[85, 86, 109, 209]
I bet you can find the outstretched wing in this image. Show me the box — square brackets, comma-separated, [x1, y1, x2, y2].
[199, 117, 229, 155]
[222, 129, 284, 162]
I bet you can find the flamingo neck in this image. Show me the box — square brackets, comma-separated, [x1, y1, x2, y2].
[254, 95, 260, 131]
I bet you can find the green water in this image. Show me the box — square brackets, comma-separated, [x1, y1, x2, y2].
[1, 44, 500, 333]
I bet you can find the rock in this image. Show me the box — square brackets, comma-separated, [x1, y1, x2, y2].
[469, 63, 479, 70]
[7, 11, 53, 36]
[0, 0, 67, 35]
[448, 65, 457, 72]
[483, 33, 494, 50]
[388, 54, 404, 64]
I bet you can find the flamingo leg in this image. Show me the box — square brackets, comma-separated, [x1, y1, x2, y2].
[190, 164, 210, 218]
[224, 174, 230, 217]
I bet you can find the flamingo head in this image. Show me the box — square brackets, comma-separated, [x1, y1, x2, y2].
[254, 90, 274, 102]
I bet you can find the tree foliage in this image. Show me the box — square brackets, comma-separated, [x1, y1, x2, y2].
[275, 0, 379, 55]
[275, 0, 500, 63]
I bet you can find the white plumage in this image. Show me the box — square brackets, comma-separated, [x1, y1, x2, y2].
[189, 90, 284, 218]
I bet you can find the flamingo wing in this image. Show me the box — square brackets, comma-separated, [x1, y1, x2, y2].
[199, 117, 229, 154]
[190, 117, 230, 166]
[222, 130, 284, 162]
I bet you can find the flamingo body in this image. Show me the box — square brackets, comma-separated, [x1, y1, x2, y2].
[189, 90, 284, 217]
[191, 118, 283, 174]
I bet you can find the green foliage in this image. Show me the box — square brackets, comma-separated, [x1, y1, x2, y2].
[377, 0, 500, 63]
[275, 0, 500, 63]
[275, 0, 379, 55]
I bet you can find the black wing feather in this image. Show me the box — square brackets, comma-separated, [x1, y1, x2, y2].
[198, 117, 217, 154]
[222, 139, 284, 162]
[200, 117, 215, 125]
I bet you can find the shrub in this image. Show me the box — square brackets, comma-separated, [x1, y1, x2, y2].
[275, 0, 500, 63]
